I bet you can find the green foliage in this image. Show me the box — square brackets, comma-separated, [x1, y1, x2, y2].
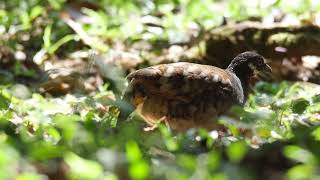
[126, 141, 150, 180]
[311, 127, 320, 141]
[292, 98, 310, 114]
[284, 145, 316, 164]
[43, 25, 78, 55]
[1, 0, 320, 179]
[227, 141, 248, 163]
[0, 81, 319, 179]
[286, 164, 316, 180]
[65, 152, 104, 179]
[0, 0, 315, 62]
[0, 94, 10, 110]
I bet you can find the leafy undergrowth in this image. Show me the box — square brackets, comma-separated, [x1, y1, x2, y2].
[1, 81, 320, 180]
[2, 0, 320, 180]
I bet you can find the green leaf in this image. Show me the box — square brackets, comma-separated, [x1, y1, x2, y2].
[45, 127, 61, 144]
[29, 142, 64, 161]
[159, 125, 178, 151]
[177, 154, 196, 171]
[19, 11, 31, 29]
[311, 127, 320, 141]
[291, 98, 310, 114]
[30, 6, 44, 20]
[287, 164, 315, 180]
[0, 111, 12, 125]
[53, 114, 81, 122]
[126, 141, 149, 179]
[0, 94, 10, 110]
[52, 114, 80, 142]
[103, 106, 119, 128]
[210, 173, 228, 180]
[226, 141, 248, 163]
[65, 152, 103, 180]
[129, 161, 150, 180]
[0, 140, 20, 180]
[126, 141, 142, 162]
[47, 34, 78, 55]
[103, 173, 118, 180]
[15, 173, 44, 180]
[283, 145, 316, 164]
[312, 94, 320, 103]
[48, 0, 66, 10]
[43, 25, 52, 50]
[207, 151, 221, 171]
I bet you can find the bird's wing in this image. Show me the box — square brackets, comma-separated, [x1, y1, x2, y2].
[125, 62, 241, 104]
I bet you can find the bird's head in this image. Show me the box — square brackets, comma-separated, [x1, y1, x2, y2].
[227, 51, 272, 80]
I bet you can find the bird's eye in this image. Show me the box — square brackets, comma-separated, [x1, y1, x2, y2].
[257, 59, 264, 65]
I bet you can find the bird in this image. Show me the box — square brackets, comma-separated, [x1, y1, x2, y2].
[124, 51, 272, 131]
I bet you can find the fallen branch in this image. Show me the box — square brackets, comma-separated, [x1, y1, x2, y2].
[205, 22, 320, 67]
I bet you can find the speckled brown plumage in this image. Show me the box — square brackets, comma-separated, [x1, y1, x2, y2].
[125, 52, 271, 131]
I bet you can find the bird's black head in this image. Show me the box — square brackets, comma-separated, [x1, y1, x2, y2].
[226, 51, 272, 97]
[227, 51, 271, 79]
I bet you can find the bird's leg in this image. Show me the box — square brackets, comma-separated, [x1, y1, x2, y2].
[163, 117, 170, 127]
[143, 116, 168, 131]
[144, 125, 157, 131]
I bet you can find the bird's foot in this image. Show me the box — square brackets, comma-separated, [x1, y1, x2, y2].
[144, 125, 158, 131]
[143, 116, 168, 131]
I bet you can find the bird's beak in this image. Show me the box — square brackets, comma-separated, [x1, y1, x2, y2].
[257, 64, 272, 80]
[263, 64, 272, 73]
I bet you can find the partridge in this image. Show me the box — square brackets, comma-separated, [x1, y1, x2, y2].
[125, 52, 272, 131]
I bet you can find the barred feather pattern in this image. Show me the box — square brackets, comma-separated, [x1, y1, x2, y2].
[125, 62, 244, 131]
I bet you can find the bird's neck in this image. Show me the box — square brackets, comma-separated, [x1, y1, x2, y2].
[226, 66, 253, 100]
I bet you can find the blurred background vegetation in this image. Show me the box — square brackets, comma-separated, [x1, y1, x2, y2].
[1, 0, 320, 179]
